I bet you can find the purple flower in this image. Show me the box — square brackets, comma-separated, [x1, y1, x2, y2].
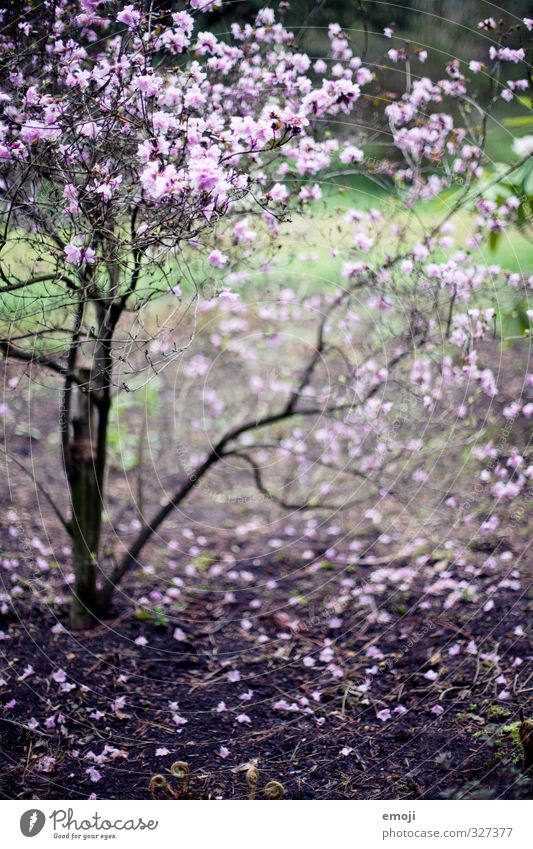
[117, 5, 141, 28]
[377, 709, 391, 721]
[207, 250, 228, 269]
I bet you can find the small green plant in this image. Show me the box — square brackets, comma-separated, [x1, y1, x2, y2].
[192, 553, 214, 573]
[149, 761, 190, 799]
[519, 711, 533, 772]
[133, 606, 168, 627]
[246, 765, 259, 800]
[264, 780, 285, 799]
[170, 761, 190, 798]
[245, 764, 286, 799]
[486, 704, 512, 720]
[149, 774, 173, 800]
[501, 721, 521, 747]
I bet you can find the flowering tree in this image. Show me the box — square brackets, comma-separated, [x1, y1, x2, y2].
[1, 3, 531, 629]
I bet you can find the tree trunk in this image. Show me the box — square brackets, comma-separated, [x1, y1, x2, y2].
[68, 369, 102, 629]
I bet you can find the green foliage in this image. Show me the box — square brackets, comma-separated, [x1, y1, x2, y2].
[499, 301, 531, 340]
[476, 157, 533, 254]
[107, 377, 162, 471]
[501, 721, 522, 747]
[502, 96, 533, 130]
[192, 553, 214, 572]
[486, 704, 512, 720]
[134, 605, 168, 627]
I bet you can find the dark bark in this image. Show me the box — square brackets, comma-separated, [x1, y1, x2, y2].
[68, 368, 102, 629]
[67, 284, 118, 627]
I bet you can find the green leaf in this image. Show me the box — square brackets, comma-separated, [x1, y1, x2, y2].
[516, 95, 533, 110]
[516, 197, 533, 225]
[502, 116, 533, 128]
[134, 609, 153, 622]
[488, 230, 500, 252]
[524, 169, 533, 195]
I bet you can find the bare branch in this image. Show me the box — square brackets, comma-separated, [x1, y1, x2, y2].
[1, 446, 72, 535]
[222, 449, 369, 512]
[0, 339, 89, 392]
[0, 272, 78, 295]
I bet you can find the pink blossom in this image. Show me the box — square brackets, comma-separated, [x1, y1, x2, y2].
[366, 645, 384, 660]
[117, 6, 141, 28]
[52, 668, 67, 683]
[189, 0, 219, 10]
[235, 713, 251, 724]
[340, 144, 364, 164]
[489, 47, 525, 64]
[36, 755, 57, 773]
[430, 704, 444, 716]
[208, 250, 228, 269]
[227, 669, 241, 683]
[135, 75, 163, 97]
[20, 664, 34, 680]
[64, 243, 82, 265]
[319, 646, 335, 663]
[64, 243, 95, 266]
[218, 288, 239, 301]
[111, 696, 126, 715]
[299, 184, 322, 202]
[267, 183, 289, 203]
[79, 121, 100, 139]
[376, 709, 391, 721]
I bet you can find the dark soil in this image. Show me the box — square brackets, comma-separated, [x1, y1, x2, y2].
[1, 506, 531, 800]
